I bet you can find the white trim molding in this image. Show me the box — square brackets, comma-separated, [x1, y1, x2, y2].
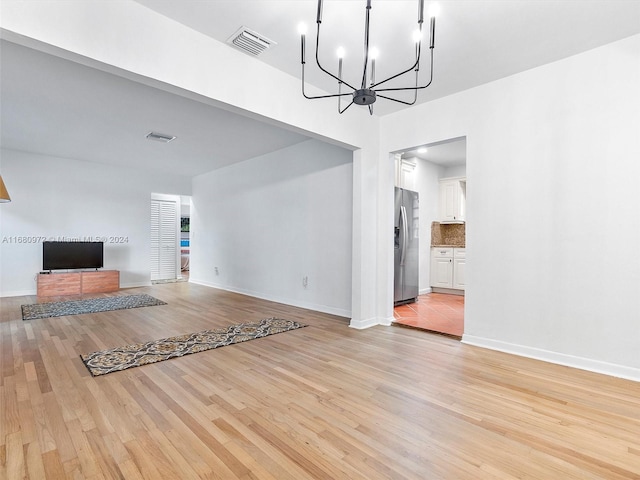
[462, 335, 640, 383]
[349, 317, 381, 330]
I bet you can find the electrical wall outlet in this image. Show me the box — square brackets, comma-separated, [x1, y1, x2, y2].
[302, 276, 308, 288]
[214, 267, 219, 275]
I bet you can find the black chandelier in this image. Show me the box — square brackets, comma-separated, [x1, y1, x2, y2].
[300, 0, 437, 115]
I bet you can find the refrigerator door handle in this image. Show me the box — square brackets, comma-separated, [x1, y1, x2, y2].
[400, 205, 408, 266]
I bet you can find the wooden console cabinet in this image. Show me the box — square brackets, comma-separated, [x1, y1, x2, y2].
[37, 270, 119, 297]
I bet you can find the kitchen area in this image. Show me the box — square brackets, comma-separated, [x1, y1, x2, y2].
[393, 137, 466, 337]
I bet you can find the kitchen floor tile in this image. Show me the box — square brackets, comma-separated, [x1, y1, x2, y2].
[393, 293, 464, 337]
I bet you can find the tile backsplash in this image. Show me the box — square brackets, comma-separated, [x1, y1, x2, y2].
[431, 222, 465, 247]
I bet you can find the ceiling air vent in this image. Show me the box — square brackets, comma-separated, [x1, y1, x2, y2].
[146, 132, 176, 143]
[227, 27, 276, 56]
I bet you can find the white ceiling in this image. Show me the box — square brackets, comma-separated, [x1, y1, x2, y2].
[400, 137, 466, 167]
[134, 0, 640, 116]
[1, 1, 639, 175]
[0, 40, 311, 177]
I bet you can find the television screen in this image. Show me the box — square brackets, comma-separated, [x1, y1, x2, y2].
[43, 241, 104, 270]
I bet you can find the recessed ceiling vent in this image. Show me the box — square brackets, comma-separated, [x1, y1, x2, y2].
[227, 26, 276, 56]
[146, 132, 176, 143]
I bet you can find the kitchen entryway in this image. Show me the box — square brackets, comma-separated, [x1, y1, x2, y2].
[393, 293, 464, 337]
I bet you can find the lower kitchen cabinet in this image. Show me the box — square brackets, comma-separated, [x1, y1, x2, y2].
[431, 247, 454, 287]
[453, 248, 466, 290]
[430, 247, 465, 291]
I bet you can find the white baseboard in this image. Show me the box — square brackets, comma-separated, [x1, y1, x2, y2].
[462, 335, 640, 383]
[349, 317, 381, 329]
[189, 279, 351, 319]
[431, 287, 464, 295]
[120, 281, 152, 289]
[419, 287, 433, 295]
[1, 289, 37, 298]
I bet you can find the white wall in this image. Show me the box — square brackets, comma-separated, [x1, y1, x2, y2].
[190, 139, 353, 317]
[0, 149, 191, 296]
[442, 165, 466, 178]
[381, 34, 640, 380]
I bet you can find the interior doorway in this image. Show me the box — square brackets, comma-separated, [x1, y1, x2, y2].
[179, 196, 191, 280]
[391, 137, 467, 337]
[150, 194, 192, 283]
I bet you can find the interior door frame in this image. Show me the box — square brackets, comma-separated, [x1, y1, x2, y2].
[151, 193, 181, 281]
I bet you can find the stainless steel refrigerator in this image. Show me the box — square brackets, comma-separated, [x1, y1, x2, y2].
[394, 187, 419, 305]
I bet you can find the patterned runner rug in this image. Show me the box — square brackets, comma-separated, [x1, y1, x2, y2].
[80, 317, 306, 376]
[21, 294, 167, 321]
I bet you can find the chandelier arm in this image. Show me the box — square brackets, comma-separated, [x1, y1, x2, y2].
[302, 64, 354, 100]
[339, 101, 355, 114]
[376, 93, 418, 106]
[369, 46, 421, 90]
[303, 92, 355, 101]
[381, 56, 420, 106]
[374, 48, 434, 93]
[376, 55, 423, 105]
[412, 67, 419, 102]
[369, 24, 423, 90]
[315, 22, 359, 91]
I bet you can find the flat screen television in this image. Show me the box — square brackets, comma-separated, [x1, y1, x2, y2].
[43, 241, 104, 271]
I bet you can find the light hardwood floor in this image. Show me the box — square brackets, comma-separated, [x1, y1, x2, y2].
[2, 282, 639, 479]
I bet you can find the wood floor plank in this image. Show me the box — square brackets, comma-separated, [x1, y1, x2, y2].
[2, 283, 640, 479]
[23, 440, 47, 480]
[5, 430, 26, 480]
[40, 449, 66, 479]
[145, 427, 204, 479]
[84, 428, 125, 480]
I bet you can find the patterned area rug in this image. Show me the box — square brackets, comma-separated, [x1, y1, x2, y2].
[21, 294, 167, 321]
[80, 317, 306, 376]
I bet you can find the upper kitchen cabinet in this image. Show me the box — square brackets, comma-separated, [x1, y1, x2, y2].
[439, 177, 466, 223]
[395, 155, 417, 191]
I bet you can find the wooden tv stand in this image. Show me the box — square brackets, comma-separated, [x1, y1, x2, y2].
[37, 270, 119, 297]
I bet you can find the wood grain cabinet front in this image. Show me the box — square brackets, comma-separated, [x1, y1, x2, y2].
[37, 270, 119, 296]
[81, 271, 119, 294]
[37, 272, 82, 296]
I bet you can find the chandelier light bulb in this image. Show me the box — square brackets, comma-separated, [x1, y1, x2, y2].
[297, 22, 308, 35]
[412, 29, 423, 43]
[428, 3, 440, 18]
[336, 46, 346, 58]
[369, 47, 379, 59]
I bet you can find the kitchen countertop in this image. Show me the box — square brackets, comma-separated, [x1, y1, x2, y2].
[431, 244, 466, 248]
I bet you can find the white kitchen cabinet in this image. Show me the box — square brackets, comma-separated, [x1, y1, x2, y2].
[439, 177, 466, 222]
[395, 157, 417, 190]
[453, 248, 466, 290]
[430, 247, 466, 291]
[431, 247, 454, 287]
